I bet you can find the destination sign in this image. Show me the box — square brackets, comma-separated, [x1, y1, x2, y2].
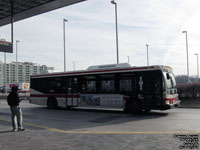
[0, 40, 13, 53]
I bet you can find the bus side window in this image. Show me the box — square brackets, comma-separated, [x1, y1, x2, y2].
[119, 79, 132, 92]
[48, 78, 62, 93]
[101, 80, 115, 93]
[32, 78, 48, 93]
[81, 76, 96, 93]
[87, 80, 96, 92]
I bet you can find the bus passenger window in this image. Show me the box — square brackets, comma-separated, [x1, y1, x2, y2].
[81, 76, 96, 93]
[87, 81, 96, 92]
[101, 80, 114, 93]
[48, 78, 62, 93]
[120, 79, 132, 92]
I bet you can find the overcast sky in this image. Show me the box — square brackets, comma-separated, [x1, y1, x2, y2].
[0, 0, 200, 76]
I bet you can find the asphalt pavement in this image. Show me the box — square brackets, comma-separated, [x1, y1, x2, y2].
[0, 100, 199, 150]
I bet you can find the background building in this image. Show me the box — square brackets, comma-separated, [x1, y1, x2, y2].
[0, 61, 54, 87]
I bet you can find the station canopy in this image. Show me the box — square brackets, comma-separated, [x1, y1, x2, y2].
[0, 0, 86, 27]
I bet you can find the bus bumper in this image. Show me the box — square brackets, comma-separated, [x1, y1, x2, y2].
[160, 101, 181, 110]
[160, 104, 171, 110]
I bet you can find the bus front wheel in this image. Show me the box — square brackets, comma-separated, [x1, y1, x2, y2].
[131, 100, 142, 114]
[124, 100, 142, 114]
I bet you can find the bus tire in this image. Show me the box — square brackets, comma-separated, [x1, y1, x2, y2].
[130, 100, 142, 114]
[47, 96, 58, 109]
[66, 106, 71, 110]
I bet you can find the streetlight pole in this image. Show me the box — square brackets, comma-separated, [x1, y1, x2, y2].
[16, 40, 20, 84]
[4, 52, 7, 93]
[195, 53, 199, 79]
[146, 44, 149, 66]
[111, 0, 119, 64]
[63, 19, 68, 72]
[182, 31, 189, 82]
[127, 56, 130, 64]
[73, 62, 75, 71]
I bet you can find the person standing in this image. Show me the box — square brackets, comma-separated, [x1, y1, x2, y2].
[7, 86, 25, 132]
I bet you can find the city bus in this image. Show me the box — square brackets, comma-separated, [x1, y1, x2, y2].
[30, 63, 179, 113]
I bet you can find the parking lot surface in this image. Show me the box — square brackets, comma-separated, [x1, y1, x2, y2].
[0, 100, 199, 150]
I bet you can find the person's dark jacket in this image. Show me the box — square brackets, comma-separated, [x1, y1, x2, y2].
[7, 86, 20, 106]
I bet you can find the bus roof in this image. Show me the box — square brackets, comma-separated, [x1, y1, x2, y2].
[31, 64, 172, 78]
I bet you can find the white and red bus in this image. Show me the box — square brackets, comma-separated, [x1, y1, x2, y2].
[30, 63, 179, 113]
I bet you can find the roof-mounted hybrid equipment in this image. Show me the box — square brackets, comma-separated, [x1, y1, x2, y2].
[87, 63, 132, 70]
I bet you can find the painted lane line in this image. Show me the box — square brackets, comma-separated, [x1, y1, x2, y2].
[0, 118, 200, 135]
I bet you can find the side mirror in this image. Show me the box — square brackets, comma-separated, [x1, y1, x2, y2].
[166, 73, 170, 80]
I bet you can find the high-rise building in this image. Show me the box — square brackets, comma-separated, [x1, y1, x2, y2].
[0, 61, 54, 86]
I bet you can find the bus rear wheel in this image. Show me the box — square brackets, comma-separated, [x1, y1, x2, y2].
[47, 97, 58, 109]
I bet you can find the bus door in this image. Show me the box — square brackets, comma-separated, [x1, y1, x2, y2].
[142, 71, 163, 109]
[66, 77, 79, 108]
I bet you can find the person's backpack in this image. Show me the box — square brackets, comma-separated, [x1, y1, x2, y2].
[7, 93, 12, 106]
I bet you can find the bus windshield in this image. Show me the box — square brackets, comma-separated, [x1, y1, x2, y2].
[164, 72, 176, 89]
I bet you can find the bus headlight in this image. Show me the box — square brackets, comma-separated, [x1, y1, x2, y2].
[165, 100, 170, 105]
